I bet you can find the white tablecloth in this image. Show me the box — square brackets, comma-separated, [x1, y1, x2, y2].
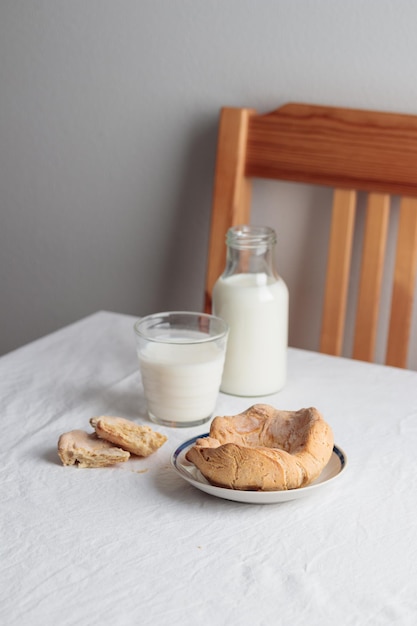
[1, 311, 417, 625]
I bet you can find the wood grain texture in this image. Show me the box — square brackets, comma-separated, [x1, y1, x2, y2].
[353, 193, 390, 362]
[204, 107, 254, 312]
[246, 103, 417, 196]
[386, 198, 417, 367]
[320, 189, 356, 356]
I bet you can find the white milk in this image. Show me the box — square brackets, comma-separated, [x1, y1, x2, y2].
[138, 340, 225, 423]
[212, 273, 288, 395]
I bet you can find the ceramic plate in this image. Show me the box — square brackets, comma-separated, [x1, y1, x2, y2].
[171, 434, 347, 504]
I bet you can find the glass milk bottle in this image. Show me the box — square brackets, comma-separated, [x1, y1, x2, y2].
[212, 225, 288, 396]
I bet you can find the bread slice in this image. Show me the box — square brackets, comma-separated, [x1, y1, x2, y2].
[58, 430, 130, 468]
[90, 416, 167, 457]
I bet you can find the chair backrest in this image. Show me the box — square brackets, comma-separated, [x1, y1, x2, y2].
[205, 103, 417, 368]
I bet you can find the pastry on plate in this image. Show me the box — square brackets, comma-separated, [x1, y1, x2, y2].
[186, 404, 334, 491]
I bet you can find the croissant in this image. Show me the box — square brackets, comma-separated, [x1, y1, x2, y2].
[185, 404, 334, 491]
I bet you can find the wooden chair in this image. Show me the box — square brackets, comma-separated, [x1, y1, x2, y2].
[204, 103, 417, 368]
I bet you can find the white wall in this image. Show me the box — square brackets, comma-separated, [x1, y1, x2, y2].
[1, 0, 417, 369]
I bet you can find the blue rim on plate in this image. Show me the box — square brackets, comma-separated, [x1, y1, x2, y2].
[171, 434, 347, 504]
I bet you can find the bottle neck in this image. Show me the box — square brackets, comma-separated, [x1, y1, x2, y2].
[223, 225, 278, 279]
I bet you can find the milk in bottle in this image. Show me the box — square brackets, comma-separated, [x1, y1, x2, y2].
[212, 226, 288, 396]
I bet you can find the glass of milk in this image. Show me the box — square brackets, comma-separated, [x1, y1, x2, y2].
[134, 312, 229, 427]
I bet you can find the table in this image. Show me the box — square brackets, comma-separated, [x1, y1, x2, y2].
[1, 311, 417, 625]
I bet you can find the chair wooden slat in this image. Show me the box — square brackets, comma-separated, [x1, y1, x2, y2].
[386, 197, 417, 367]
[353, 193, 390, 362]
[204, 107, 254, 312]
[320, 189, 357, 356]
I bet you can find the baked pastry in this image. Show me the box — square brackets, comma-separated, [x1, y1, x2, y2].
[185, 404, 334, 491]
[58, 430, 130, 468]
[90, 416, 167, 457]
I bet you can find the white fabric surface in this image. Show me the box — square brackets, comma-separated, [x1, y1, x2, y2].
[1, 311, 417, 625]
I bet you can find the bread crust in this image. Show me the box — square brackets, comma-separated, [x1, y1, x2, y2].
[90, 416, 167, 457]
[185, 404, 334, 491]
[58, 430, 130, 468]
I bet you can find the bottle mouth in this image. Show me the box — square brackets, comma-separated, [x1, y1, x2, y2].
[226, 225, 277, 249]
